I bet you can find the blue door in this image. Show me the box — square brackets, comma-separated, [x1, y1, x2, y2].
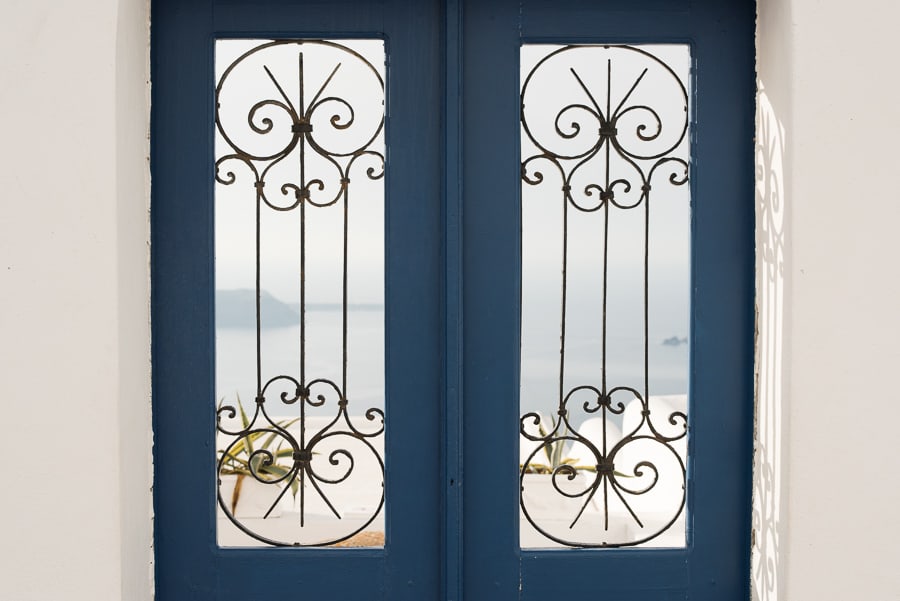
[152, 0, 754, 599]
[460, 2, 755, 600]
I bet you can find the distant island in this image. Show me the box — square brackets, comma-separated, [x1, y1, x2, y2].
[662, 336, 689, 347]
[288, 302, 384, 313]
[216, 289, 383, 328]
[216, 289, 299, 328]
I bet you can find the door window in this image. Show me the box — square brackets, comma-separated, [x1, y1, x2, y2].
[519, 43, 691, 549]
[214, 38, 387, 548]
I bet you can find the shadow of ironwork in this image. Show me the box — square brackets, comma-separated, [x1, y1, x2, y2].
[752, 78, 789, 601]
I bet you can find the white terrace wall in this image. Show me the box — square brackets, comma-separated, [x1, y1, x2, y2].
[0, 1, 898, 600]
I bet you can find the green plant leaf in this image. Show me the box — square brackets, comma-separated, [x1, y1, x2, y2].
[260, 417, 301, 450]
[237, 394, 253, 455]
[537, 420, 553, 465]
[273, 448, 296, 459]
[254, 464, 295, 487]
[260, 464, 291, 477]
[219, 449, 249, 468]
[225, 429, 271, 460]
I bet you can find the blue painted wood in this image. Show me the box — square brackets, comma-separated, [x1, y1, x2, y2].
[154, 0, 754, 597]
[461, 0, 756, 599]
[442, 2, 465, 601]
[460, 2, 522, 600]
[151, 3, 218, 598]
[152, 0, 443, 598]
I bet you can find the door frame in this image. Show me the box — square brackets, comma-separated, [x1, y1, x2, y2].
[150, 1, 756, 599]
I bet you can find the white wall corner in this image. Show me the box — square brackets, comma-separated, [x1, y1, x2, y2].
[753, 0, 793, 600]
[115, 0, 153, 599]
[757, 1, 900, 600]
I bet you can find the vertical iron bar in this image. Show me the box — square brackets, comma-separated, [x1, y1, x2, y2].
[256, 188, 262, 396]
[299, 202, 306, 391]
[603, 470, 610, 531]
[644, 191, 650, 406]
[299, 463, 306, 527]
[601, 58, 612, 398]
[298, 52, 307, 458]
[298, 53, 306, 526]
[342, 189, 349, 398]
[559, 194, 568, 410]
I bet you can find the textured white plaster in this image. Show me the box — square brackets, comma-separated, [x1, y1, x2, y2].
[753, 2, 793, 600]
[116, 0, 153, 599]
[757, 1, 900, 600]
[0, 0, 151, 599]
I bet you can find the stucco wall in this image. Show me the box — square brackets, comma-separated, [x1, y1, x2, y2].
[755, 0, 900, 599]
[1, 0, 899, 599]
[0, 1, 152, 600]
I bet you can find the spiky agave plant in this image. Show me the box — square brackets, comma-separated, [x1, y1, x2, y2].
[217, 395, 301, 514]
[521, 416, 631, 478]
[521, 417, 576, 474]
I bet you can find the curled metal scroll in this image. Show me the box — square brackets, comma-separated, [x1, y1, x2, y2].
[216, 379, 384, 547]
[520, 45, 689, 547]
[214, 40, 385, 547]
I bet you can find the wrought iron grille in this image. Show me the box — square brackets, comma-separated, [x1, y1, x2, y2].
[519, 44, 690, 548]
[214, 40, 385, 547]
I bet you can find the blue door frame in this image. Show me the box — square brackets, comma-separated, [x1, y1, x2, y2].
[151, 0, 755, 599]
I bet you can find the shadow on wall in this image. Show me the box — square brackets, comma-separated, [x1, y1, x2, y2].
[752, 79, 789, 601]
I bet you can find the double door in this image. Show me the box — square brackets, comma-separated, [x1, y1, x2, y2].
[151, 0, 754, 599]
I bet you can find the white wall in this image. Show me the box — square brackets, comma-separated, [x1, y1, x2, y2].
[0, 1, 152, 600]
[755, 0, 900, 599]
[1, 0, 899, 599]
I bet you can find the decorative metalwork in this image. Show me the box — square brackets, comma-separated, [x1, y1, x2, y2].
[519, 45, 689, 547]
[214, 40, 385, 547]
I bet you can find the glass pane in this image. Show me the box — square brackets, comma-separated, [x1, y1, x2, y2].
[519, 44, 691, 548]
[214, 39, 386, 547]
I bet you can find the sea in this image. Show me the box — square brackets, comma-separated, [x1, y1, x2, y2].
[216, 306, 689, 424]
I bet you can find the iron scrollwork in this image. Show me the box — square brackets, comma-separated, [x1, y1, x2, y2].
[214, 40, 385, 547]
[519, 45, 690, 547]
